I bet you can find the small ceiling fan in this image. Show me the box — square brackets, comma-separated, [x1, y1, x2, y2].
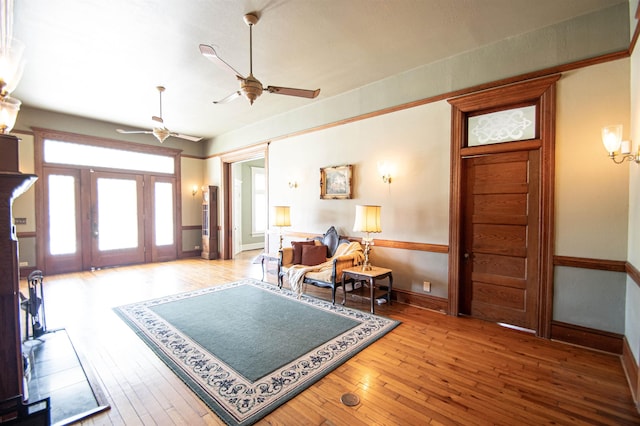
[116, 86, 202, 143]
[199, 13, 320, 105]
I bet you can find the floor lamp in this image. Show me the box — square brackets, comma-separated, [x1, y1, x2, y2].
[353, 205, 381, 270]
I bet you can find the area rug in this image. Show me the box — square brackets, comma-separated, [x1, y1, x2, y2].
[113, 278, 400, 426]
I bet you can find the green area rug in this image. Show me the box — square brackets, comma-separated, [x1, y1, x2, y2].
[114, 278, 399, 426]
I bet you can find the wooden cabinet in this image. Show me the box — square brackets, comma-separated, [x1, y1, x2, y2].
[201, 185, 218, 260]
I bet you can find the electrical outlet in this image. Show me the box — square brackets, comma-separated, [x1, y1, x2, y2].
[423, 281, 431, 292]
[195, 245, 200, 250]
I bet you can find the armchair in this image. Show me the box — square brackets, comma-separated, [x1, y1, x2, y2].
[278, 226, 364, 303]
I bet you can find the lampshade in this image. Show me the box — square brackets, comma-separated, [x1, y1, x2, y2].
[0, 39, 25, 96]
[602, 125, 623, 154]
[353, 205, 382, 233]
[272, 205, 291, 227]
[0, 95, 20, 133]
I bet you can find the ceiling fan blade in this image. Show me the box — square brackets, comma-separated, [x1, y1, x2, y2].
[265, 86, 320, 99]
[213, 91, 242, 104]
[116, 128, 153, 135]
[199, 44, 245, 79]
[171, 133, 203, 142]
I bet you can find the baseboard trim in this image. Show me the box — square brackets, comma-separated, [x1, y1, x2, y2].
[551, 320, 623, 354]
[622, 337, 639, 409]
[181, 250, 200, 258]
[392, 288, 448, 313]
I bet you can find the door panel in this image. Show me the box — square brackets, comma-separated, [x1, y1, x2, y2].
[90, 172, 145, 268]
[461, 150, 540, 330]
[150, 176, 177, 262]
[43, 167, 82, 274]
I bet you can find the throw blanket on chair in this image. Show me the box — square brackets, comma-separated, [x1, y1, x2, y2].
[287, 241, 364, 297]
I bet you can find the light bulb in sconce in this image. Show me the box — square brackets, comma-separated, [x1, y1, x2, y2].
[191, 185, 199, 197]
[601, 124, 639, 165]
[602, 125, 622, 154]
[377, 161, 394, 184]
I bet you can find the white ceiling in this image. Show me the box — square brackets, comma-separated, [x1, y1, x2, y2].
[12, 0, 625, 141]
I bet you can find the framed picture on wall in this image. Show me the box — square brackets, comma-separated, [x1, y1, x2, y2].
[320, 165, 353, 199]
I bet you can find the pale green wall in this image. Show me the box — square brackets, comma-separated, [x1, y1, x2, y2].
[269, 100, 451, 297]
[625, 0, 640, 366]
[555, 60, 630, 260]
[15, 107, 206, 158]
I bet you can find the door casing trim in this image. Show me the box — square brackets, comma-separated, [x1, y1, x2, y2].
[447, 74, 559, 338]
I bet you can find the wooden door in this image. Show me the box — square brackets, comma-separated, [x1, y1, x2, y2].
[90, 171, 145, 268]
[460, 150, 540, 330]
[448, 75, 558, 337]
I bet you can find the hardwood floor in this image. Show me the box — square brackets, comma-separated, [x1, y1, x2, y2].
[21, 251, 640, 425]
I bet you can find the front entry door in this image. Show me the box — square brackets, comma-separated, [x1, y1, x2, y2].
[460, 150, 540, 330]
[90, 171, 145, 268]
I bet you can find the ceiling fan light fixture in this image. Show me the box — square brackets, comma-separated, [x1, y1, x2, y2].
[152, 127, 170, 143]
[241, 74, 263, 105]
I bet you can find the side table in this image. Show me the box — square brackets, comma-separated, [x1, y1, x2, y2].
[341, 266, 393, 314]
[260, 252, 280, 282]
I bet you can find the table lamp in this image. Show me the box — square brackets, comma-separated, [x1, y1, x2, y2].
[353, 205, 381, 270]
[272, 205, 291, 250]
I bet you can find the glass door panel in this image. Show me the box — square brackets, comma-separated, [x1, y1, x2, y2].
[97, 178, 139, 251]
[151, 176, 177, 262]
[43, 167, 82, 274]
[154, 181, 173, 246]
[49, 174, 77, 255]
[91, 172, 145, 268]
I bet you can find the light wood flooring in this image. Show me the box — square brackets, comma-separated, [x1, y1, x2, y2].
[20, 251, 640, 425]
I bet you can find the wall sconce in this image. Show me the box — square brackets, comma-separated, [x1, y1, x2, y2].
[377, 161, 394, 184]
[602, 125, 639, 164]
[288, 181, 298, 189]
[191, 185, 199, 197]
[353, 205, 381, 271]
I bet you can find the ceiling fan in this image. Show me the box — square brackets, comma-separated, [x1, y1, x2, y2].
[199, 13, 320, 105]
[116, 86, 202, 143]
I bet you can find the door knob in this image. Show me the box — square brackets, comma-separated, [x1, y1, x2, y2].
[463, 253, 470, 259]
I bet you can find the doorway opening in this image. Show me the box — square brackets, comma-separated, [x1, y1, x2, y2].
[219, 144, 268, 260]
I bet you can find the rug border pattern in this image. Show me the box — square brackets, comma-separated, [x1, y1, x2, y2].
[113, 279, 399, 426]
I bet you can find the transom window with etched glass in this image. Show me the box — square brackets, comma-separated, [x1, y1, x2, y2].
[467, 105, 537, 147]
